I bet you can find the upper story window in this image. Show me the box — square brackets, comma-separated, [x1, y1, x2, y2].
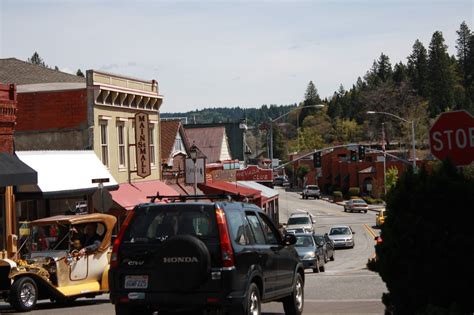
[99, 120, 109, 167]
[117, 122, 126, 168]
[174, 133, 184, 153]
[149, 124, 156, 166]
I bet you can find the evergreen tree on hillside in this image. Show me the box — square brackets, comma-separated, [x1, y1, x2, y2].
[407, 40, 429, 97]
[377, 53, 393, 82]
[456, 21, 472, 89]
[393, 62, 408, 85]
[427, 31, 456, 116]
[27, 52, 47, 67]
[299, 81, 322, 125]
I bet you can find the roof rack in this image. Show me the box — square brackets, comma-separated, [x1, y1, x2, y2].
[147, 193, 246, 203]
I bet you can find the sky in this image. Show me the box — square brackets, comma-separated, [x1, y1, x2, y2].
[0, 0, 472, 113]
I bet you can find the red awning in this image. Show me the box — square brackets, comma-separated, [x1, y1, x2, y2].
[111, 180, 179, 210]
[199, 181, 261, 199]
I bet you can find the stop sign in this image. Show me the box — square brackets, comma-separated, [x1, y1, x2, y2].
[429, 110, 474, 166]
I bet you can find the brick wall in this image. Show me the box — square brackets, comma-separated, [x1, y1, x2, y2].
[16, 89, 88, 131]
[0, 84, 17, 153]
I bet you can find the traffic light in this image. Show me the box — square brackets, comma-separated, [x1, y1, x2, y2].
[358, 145, 366, 160]
[313, 152, 322, 168]
[350, 150, 357, 162]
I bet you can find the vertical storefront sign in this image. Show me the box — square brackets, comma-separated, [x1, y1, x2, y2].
[135, 112, 151, 178]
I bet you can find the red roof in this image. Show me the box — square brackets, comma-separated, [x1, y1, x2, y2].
[199, 181, 261, 198]
[185, 126, 228, 163]
[110, 180, 179, 210]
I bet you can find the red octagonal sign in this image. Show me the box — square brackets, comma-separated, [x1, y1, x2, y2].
[429, 110, 474, 166]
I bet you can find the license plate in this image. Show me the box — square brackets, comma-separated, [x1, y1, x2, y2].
[124, 275, 148, 289]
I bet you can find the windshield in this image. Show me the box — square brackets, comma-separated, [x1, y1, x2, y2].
[353, 200, 366, 204]
[306, 186, 319, 190]
[288, 217, 310, 225]
[295, 235, 315, 247]
[329, 227, 351, 235]
[29, 224, 70, 252]
[123, 204, 218, 243]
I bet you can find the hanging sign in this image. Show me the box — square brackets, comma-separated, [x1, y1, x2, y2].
[135, 112, 151, 178]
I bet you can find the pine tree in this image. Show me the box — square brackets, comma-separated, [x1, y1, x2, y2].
[376, 53, 393, 82]
[393, 62, 408, 85]
[427, 31, 456, 116]
[27, 52, 47, 67]
[76, 69, 85, 77]
[407, 40, 429, 97]
[299, 81, 322, 125]
[456, 21, 472, 90]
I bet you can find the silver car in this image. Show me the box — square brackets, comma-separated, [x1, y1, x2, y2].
[286, 212, 315, 234]
[328, 225, 355, 248]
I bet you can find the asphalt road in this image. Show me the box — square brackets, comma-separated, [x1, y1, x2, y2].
[0, 188, 387, 315]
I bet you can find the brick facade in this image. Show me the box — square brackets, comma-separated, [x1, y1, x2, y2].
[16, 89, 88, 131]
[290, 148, 413, 197]
[0, 84, 17, 153]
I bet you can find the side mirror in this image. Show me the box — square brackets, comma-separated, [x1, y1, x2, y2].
[283, 234, 297, 246]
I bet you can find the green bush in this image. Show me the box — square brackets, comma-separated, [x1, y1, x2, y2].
[371, 160, 474, 314]
[348, 187, 360, 197]
[363, 197, 384, 204]
[333, 191, 343, 202]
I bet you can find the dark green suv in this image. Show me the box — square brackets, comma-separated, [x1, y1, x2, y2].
[109, 200, 305, 315]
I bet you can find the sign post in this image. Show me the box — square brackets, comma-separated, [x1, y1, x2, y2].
[92, 178, 111, 213]
[429, 110, 474, 166]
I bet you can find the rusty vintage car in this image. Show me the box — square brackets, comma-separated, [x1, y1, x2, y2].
[0, 213, 116, 312]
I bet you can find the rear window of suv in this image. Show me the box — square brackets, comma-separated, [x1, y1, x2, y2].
[123, 204, 218, 243]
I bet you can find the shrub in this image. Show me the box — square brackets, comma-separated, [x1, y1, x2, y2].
[333, 191, 343, 202]
[363, 197, 384, 204]
[372, 160, 474, 314]
[348, 187, 360, 197]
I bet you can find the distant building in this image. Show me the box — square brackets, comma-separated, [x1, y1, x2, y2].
[185, 126, 232, 163]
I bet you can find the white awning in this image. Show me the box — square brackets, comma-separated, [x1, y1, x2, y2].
[236, 181, 279, 199]
[16, 151, 118, 197]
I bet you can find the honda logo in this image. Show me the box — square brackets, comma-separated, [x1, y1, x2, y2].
[163, 257, 199, 263]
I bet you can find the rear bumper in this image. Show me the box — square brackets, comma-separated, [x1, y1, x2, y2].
[333, 240, 354, 248]
[110, 290, 245, 311]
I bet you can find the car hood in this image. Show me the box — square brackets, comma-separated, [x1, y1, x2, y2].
[286, 224, 312, 231]
[295, 247, 316, 257]
[328, 234, 352, 240]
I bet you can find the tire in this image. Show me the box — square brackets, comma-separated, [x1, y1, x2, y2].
[9, 276, 38, 312]
[330, 252, 335, 261]
[319, 260, 325, 272]
[244, 283, 261, 315]
[324, 253, 328, 263]
[343, 207, 347, 212]
[282, 273, 304, 315]
[115, 304, 151, 315]
[364, 210, 368, 213]
[155, 235, 211, 292]
[312, 259, 320, 273]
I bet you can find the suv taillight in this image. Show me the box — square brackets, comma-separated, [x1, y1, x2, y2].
[215, 207, 235, 268]
[110, 210, 135, 269]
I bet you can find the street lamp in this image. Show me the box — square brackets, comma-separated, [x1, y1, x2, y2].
[366, 111, 417, 172]
[269, 104, 325, 166]
[189, 142, 198, 195]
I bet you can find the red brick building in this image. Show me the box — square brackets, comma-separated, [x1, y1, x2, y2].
[289, 147, 415, 197]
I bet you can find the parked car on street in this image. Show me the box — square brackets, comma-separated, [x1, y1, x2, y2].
[328, 225, 355, 248]
[301, 185, 321, 199]
[344, 198, 369, 213]
[273, 175, 289, 186]
[0, 214, 117, 312]
[294, 233, 325, 273]
[376, 208, 386, 227]
[109, 197, 305, 315]
[313, 233, 335, 262]
[286, 212, 316, 234]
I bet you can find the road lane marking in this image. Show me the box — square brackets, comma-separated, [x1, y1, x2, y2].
[363, 224, 377, 239]
[304, 299, 382, 303]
